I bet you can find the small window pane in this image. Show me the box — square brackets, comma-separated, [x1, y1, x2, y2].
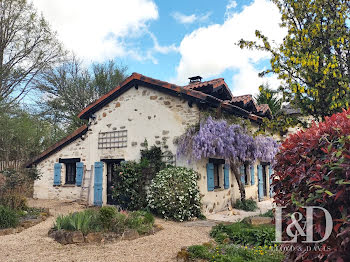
[66, 163, 76, 184]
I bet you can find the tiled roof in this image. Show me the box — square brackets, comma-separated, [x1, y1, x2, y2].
[26, 125, 88, 167]
[183, 78, 233, 101]
[231, 94, 253, 104]
[256, 104, 271, 114]
[78, 73, 254, 120]
[183, 78, 225, 89]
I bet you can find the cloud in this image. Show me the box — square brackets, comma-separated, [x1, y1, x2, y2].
[174, 0, 287, 96]
[172, 11, 211, 25]
[32, 0, 158, 62]
[149, 32, 178, 54]
[225, 0, 238, 18]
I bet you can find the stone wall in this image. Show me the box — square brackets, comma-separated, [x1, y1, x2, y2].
[33, 135, 90, 201]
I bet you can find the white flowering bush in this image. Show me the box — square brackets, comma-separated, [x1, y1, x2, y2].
[147, 167, 202, 222]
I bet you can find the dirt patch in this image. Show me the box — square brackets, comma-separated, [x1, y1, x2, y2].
[0, 199, 211, 262]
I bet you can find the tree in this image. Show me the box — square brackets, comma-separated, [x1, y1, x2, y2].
[254, 84, 304, 136]
[38, 56, 127, 132]
[254, 84, 282, 115]
[0, 106, 60, 162]
[91, 60, 127, 96]
[0, 0, 65, 107]
[239, 0, 350, 120]
[176, 117, 279, 200]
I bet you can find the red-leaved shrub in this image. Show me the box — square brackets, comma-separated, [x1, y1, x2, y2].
[273, 109, 350, 261]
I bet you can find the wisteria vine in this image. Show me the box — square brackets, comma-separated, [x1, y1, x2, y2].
[176, 117, 279, 164]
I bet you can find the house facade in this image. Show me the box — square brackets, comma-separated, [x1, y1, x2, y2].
[28, 73, 274, 214]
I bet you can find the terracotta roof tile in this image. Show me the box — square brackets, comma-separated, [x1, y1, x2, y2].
[231, 94, 253, 105]
[78, 73, 216, 119]
[256, 104, 271, 114]
[183, 78, 225, 90]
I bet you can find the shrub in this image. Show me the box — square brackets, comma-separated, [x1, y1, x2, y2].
[126, 210, 155, 234]
[187, 245, 212, 260]
[210, 222, 275, 246]
[0, 168, 41, 198]
[147, 166, 202, 221]
[111, 145, 166, 210]
[0, 193, 27, 210]
[99, 206, 118, 230]
[187, 244, 284, 262]
[110, 212, 127, 234]
[111, 161, 148, 210]
[273, 109, 350, 261]
[234, 199, 258, 212]
[0, 205, 19, 229]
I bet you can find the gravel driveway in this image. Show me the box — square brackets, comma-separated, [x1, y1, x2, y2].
[0, 199, 211, 262]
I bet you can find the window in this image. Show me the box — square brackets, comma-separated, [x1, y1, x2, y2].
[65, 162, 76, 184]
[244, 164, 249, 185]
[240, 164, 250, 186]
[59, 158, 80, 185]
[98, 130, 127, 149]
[214, 163, 220, 188]
[209, 158, 225, 189]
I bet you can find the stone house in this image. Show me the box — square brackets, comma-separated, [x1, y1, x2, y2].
[27, 73, 274, 214]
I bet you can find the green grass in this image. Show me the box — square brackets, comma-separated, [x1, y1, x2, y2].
[234, 199, 258, 212]
[210, 222, 275, 246]
[188, 244, 284, 262]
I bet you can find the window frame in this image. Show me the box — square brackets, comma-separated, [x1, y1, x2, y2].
[209, 158, 225, 189]
[59, 158, 80, 185]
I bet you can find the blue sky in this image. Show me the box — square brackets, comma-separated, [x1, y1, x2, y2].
[32, 0, 286, 96]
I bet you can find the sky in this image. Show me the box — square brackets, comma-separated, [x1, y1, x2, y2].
[32, 0, 287, 96]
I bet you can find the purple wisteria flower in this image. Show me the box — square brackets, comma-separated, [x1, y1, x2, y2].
[177, 116, 279, 164]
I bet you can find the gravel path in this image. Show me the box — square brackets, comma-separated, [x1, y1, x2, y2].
[0, 199, 211, 262]
[206, 200, 273, 223]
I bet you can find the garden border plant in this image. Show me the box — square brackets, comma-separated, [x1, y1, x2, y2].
[147, 166, 202, 222]
[49, 206, 160, 244]
[178, 220, 284, 262]
[272, 108, 350, 261]
[0, 168, 49, 235]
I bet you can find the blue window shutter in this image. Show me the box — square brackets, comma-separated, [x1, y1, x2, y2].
[94, 162, 103, 206]
[258, 165, 264, 201]
[269, 166, 274, 197]
[76, 162, 84, 186]
[53, 163, 61, 186]
[240, 165, 245, 185]
[250, 165, 255, 185]
[224, 164, 230, 189]
[206, 163, 214, 191]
